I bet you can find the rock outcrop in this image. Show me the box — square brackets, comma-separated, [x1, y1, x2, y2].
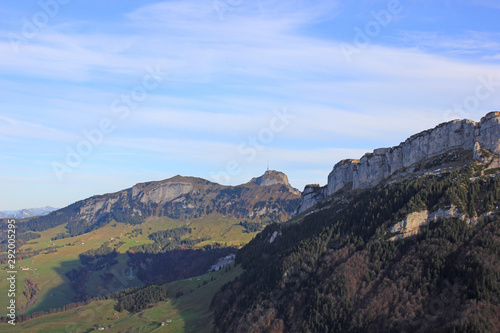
[388, 205, 463, 240]
[388, 205, 495, 241]
[299, 185, 325, 212]
[297, 112, 500, 213]
[249, 170, 300, 195]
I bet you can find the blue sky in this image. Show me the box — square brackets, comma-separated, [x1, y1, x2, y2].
[1, 0, 499, 210]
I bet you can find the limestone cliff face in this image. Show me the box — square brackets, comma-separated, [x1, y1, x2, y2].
[327, 159, 358, 196]
[132, 181, 194, 204]
[77, 177, 199, 222]
[474, 112, 500, 167]
[299, 186, 325, 213]
[353, 118, 477, 189]
[297, 112, 500, 214]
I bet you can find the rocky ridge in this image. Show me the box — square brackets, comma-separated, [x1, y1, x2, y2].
[25, 171, 301, 235]
[77, 171, 301, 225]
[297, 111, 500, 213]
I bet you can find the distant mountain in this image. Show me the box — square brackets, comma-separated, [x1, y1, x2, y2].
[0, 206, 58, 219]
[18, 170, 301, 236]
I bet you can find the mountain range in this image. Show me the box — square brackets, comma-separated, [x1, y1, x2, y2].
[17, 170, 301, 237]
[0, 206, 58, 219]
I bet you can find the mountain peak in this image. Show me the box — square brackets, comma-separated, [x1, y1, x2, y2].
[250, 170, 291, 187]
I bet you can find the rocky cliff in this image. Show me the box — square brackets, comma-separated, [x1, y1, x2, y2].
[297, 111, 500, 213]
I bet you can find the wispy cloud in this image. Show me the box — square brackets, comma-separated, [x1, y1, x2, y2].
[395, 30, 500, 59]
[0, 115, 78, 142]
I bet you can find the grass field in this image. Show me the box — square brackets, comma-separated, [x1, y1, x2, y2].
[1, 214, 255, 317]
[0, 264, 243, 333]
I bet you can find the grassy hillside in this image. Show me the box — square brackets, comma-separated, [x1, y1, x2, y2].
[0, 264, 242, 332]
[1, 214, 254, 316]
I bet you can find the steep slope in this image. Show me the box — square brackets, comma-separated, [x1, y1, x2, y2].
[212, 164, 500, 332]
[17, 170, 301, 236]
[297, 111, 500, 213]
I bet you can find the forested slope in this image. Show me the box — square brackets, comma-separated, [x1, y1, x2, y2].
[212, 164, 500, 332]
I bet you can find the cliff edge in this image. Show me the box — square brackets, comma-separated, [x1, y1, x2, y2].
[297, 111, 500, 213]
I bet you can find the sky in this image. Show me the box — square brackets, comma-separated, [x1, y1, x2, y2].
[1, 0, 500, 210]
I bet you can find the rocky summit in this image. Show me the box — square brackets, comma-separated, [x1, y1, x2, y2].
[297, 111, 500, 213]
[249, 170, 300, 194]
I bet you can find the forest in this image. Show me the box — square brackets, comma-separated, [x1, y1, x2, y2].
[212, 164, 500, 332]
[112, 284, 169, 313]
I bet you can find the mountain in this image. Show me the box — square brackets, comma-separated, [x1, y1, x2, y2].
[297, 111, 500, 213]
[211, 111, 500, 332]
[0, 170, 300, 321]
[17, 170, 301, 237]
[0, 206, 58, 219]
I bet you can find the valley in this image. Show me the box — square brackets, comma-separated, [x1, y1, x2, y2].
[1, 215, 249, 316]
[5, 263, 243, 332]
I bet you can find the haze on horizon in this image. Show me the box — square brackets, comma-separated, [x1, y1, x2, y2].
[1, 0, 499, 210]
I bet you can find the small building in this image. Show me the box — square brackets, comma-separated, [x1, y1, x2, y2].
[166, 319, 173, 323]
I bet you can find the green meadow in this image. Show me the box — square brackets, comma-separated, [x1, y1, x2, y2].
[1, 214, 254, 319]
[1, 264, 243, 332]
